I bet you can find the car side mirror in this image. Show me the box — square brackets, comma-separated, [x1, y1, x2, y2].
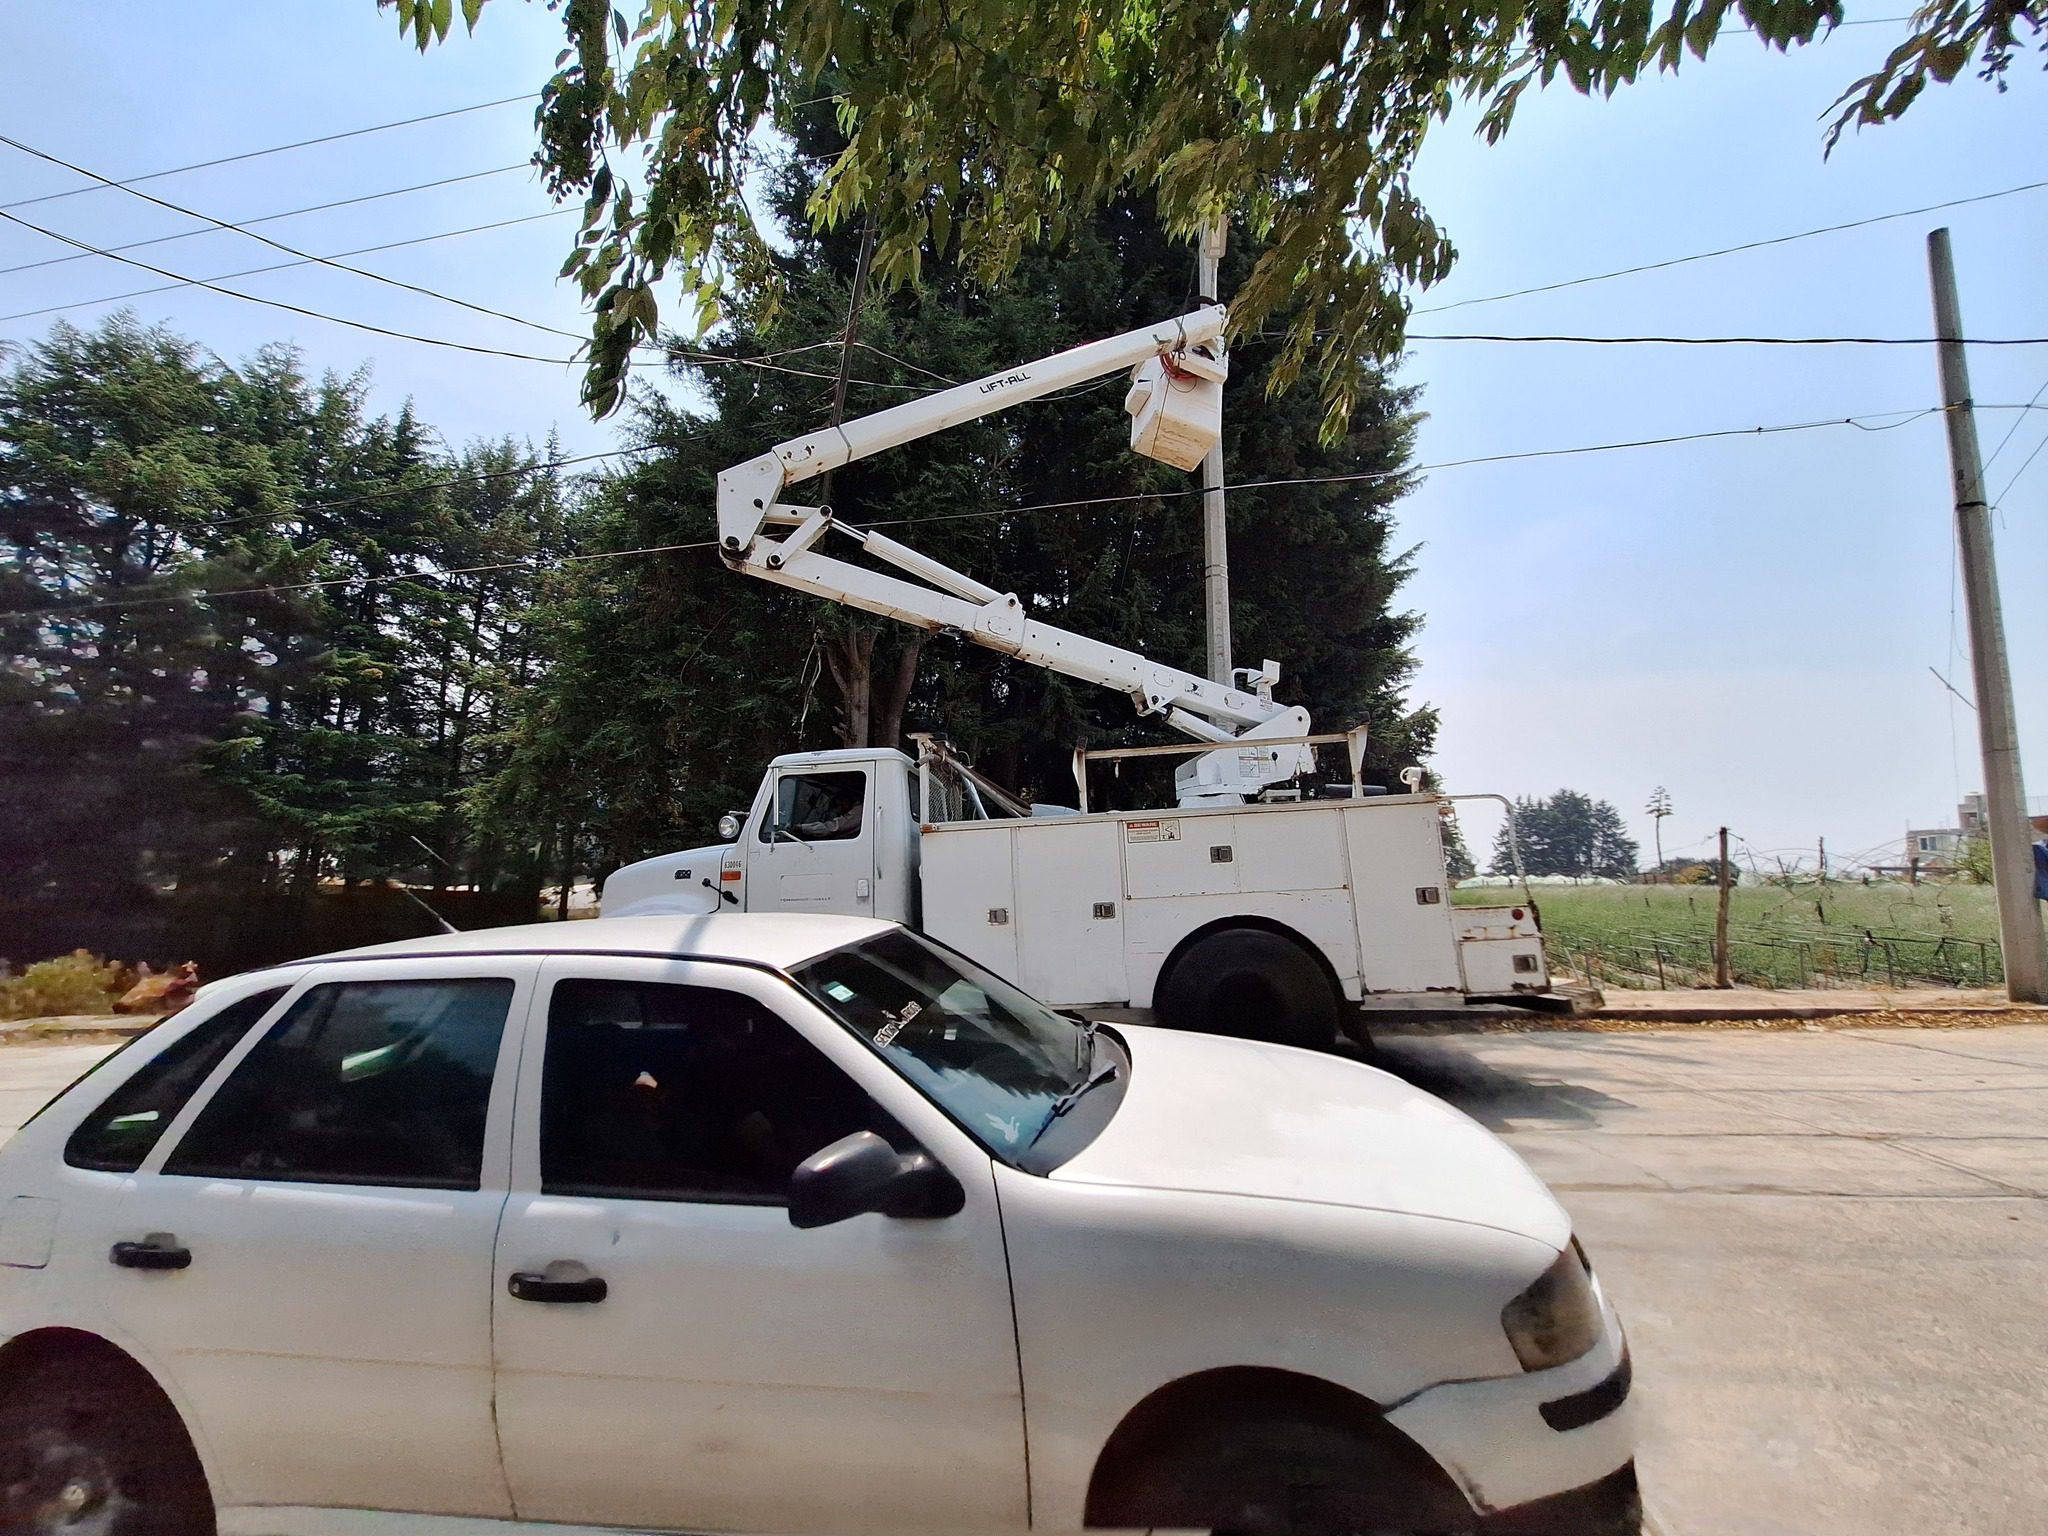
[788, 1131, 965, 1230]
[717, 812, 743, 841]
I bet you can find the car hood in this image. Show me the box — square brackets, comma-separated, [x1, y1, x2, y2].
[1051, 1024, 1571, 1248]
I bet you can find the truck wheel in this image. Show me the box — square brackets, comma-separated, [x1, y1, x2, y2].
[1157, 928, 1341, 1051]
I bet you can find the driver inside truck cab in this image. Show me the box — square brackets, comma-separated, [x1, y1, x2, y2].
[783, 773, 864, 841]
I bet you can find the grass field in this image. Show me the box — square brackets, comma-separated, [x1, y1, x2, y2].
[1455, 881, 2005, 990]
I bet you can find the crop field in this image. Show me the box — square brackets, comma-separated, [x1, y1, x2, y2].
[1455, 881, 2005, 990]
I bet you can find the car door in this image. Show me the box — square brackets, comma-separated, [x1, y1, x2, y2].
[100, 954, 531, 1518]
[752, 765, 879, 916]
[491, 954, 1027, 1534]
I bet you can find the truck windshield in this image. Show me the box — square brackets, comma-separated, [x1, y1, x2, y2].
[792, 929, 1121, 1172]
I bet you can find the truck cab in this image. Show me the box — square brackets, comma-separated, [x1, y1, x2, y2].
[602, 750, 921, 927]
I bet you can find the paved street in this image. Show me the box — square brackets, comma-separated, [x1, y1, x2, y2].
[5, 1026, 2045, 1534]
[1377, 1024, 2048, 1536]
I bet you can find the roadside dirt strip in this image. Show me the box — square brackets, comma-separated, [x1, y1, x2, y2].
[1377, 1024, 2048, 1536]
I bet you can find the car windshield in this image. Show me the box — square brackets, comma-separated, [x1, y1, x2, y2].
[792, 929, 1115, 1167]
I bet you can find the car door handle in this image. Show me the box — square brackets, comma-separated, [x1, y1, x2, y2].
[110, 1238, 191, 1271]
[508, 1270, 607, 1304]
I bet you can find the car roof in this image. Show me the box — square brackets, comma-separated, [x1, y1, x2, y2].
[278, 912, 898, 974]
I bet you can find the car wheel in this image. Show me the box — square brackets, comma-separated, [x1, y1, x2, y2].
[1157, 927, 1341, 1051]
[0, 1353, 213, 1536]
[1094, 1405, 1475, 1534]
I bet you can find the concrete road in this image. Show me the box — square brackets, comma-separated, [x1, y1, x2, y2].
[6, 1028, 2044, 1534]
[0, 1040, 119, 1140]
[1377, 1024, 2048, 1536]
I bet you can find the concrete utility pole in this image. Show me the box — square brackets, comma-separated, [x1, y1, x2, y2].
[1927, 228, 2047, 1004]
[1196, 218, 1232, 684]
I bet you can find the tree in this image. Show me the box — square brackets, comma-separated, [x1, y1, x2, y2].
[3, 312, 591, 964]
[1441, 814, 1477, 882]
[1490, 789, 1639, 879]
[386, 0, 2042, 428]
[1, 316, 317, 944]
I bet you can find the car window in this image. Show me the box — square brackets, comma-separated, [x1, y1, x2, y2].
[763, 770, 866, 843]
[540, 978, 895, 1205]
[62, 987, 291, 1172]
[793, 928, 1120, 1172]
[162, 978, 512, 1191]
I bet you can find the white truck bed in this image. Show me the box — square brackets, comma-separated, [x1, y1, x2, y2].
[918, 794, 1547, 1012]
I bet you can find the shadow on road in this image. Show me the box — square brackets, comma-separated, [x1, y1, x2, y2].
[1368, 1035, 1633, 1131]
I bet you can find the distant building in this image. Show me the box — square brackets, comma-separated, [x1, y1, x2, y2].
[1873, 794, 1984, 878]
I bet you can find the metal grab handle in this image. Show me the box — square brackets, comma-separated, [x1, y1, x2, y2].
[110, 1239, 191, 1271]
[508, 1270, 607, 1304]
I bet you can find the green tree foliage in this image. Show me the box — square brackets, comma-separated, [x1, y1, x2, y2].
[1490, 789, 1640, 879]
[385, 0, 2041, 427]
[479, 145, 1436, 871]
[1442, 814, 1477, 881]
[2, 313, 584, 961]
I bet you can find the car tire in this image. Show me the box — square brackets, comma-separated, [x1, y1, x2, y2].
[0, 1350, 214, 1536]
[1093, 1404, 1475, 1534]
[1156, 927, 1342, 1051]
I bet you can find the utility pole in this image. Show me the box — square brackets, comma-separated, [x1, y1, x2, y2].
[1714, 827, 1733, 989]
[1927, 228, 2047, 1003]
[1646, 786, 1672, 879]
[1196, 217, 1232, 684]
[1818, 835, 1826, 883]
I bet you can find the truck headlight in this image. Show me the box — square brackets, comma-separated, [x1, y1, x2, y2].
[1501, 1240, 1603, 1371]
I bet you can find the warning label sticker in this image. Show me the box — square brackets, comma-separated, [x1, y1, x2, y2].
[1124, 819, 1180, 843]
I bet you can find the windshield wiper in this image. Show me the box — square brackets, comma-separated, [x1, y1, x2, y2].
[1029, 1058, 1120, 1147]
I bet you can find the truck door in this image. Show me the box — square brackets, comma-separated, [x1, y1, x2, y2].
[751, 766, 878, 917]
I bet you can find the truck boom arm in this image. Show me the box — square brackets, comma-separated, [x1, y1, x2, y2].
[713, 307, 1317, 802]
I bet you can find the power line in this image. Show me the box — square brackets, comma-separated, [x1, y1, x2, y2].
[1996, 430, 2048, 504]
[0, 133, 585, 344]
[0, 207, 581, 365]
[1406, 332, 2048, 346]
[0, 210, 575, 326]
[1982, 375, 2048, 472]
[1413, 178, 2048, 316]
[0, 164, 532, 278]
[0, 405, 1947, 624]
[0, 96, 534, 212]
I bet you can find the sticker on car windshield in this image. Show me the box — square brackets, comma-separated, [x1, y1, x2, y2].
[873, 999, 921, 1047]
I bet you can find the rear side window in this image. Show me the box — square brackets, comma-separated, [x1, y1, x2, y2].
[163, 978, 512, 1191]
[64, 988, 290, 1173]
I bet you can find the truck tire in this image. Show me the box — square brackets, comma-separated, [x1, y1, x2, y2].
[1156, 928, 1341, 1051]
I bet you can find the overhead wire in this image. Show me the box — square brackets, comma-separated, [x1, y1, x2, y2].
[0, 405, 1952, 624]
[0, 133, 587, 344]
[0, 95, 534, 212]
[1413, 178, 2048, 316]
[0, 164, 534, 278]
[0, 209, 576, 326]
[0, 207, 583, 365]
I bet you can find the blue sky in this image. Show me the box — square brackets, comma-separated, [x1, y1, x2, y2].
[3, 4, 2043, 872]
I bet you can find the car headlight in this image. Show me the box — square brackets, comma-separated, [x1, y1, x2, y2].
[1501, 1239, 1603, 1371]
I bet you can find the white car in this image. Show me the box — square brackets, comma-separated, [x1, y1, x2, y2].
[0, 914, 1636, 1536]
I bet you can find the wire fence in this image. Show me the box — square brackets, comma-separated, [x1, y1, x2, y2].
[1548, 925, 2005, 991]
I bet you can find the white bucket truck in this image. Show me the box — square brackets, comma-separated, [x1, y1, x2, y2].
[604, 307, 1554, 1047]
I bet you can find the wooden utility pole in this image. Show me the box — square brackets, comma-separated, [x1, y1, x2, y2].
[1196, 218, 1232, 683]
[1927, 228, 2047, 1003]
[1714, 826, 1733, 989]
[1818, 835, 1827, 882]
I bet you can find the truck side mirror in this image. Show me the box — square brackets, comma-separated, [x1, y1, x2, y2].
[717, 812, 743, 840]
[788, 1131, 964, 1229]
